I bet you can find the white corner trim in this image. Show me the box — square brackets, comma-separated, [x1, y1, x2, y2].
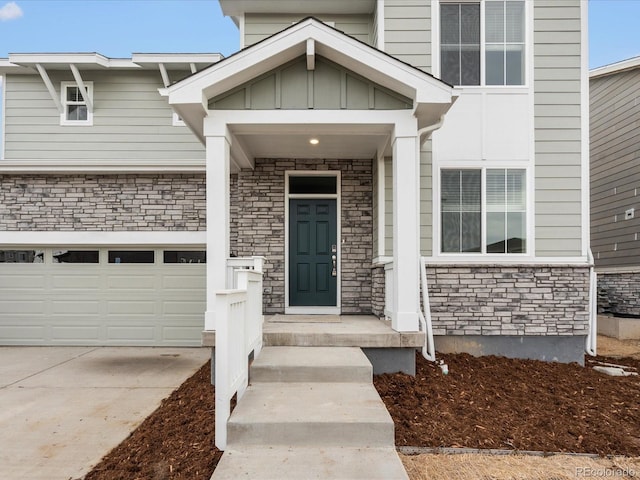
[580, 0, 590, 258]
[376, 0, 385, 51]
[0, 231, 206, 247]
[1, 75, 5, 160]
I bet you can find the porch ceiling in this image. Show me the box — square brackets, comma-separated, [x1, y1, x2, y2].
[232, 132, 389, 161]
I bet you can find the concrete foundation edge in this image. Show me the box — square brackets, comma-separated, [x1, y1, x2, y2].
[363, 348, 416, 375]
[434, 335, 587, 365]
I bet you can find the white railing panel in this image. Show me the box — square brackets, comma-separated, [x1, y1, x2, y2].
[226, 256, 265, 288]
[215, 289, 247, 451]
[237, 269, 264, 358]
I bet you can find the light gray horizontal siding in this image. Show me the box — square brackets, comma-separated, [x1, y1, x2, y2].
[534, 0, 584, 257]
[244, 13, 372, 46]
[384, 0, 430, 71]
[420, 146, 432, 256]
[385, 157, 393, 257]
[3, 71, 204, 162]
[590, 67, 640, 267]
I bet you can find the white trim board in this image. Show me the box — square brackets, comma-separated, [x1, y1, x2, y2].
[0, 231, 206, 246]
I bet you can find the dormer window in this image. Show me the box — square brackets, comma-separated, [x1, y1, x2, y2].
[60, 82, 93, 125]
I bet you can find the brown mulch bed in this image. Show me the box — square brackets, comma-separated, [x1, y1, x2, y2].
[375, 353, 640, 456]
[85, 353, 640, 479]
[84, 362, 220, 480]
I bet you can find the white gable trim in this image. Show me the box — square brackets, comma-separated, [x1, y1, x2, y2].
[167, 18, 455, 140]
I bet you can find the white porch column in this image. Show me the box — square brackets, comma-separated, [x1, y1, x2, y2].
[391, 122, 420, 332]
[204, 130, 231, 331]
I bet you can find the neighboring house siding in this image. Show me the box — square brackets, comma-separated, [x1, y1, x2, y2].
[0, 174, 205, 231]
[3, 72, 205, 162]
[534, 0, 583, 257]
[244, 14, 373, 47]
[384, 0, 431, 72]
[590, 68, 640, 268]
[230, 158, 373, 315]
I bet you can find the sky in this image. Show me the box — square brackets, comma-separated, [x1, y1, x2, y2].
[0, 0, 638, 68]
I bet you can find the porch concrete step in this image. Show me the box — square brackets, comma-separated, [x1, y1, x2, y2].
[250, 347, 372, 383]
[227, 382, 395, 447]
[211, 446, 409, 480]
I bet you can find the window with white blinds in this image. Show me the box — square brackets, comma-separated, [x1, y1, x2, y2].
[441, 168, 526, 254]
[439, 0, 525, 86]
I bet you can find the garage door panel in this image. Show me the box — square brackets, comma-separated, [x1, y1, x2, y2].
[106, 275, 156, 290]
[0, 325, 47, 342]
[107, 301, 156, 315]
[0, 248, 207, 346]
[51, 301, 100, 315]
[51, 274, 101, 290]
[162, 274, 205, 290]
[0, 300, 47, 314]
[163, 300, 206, 315]
[50, 325, 101, 342]
[107, 326, 155, 342]
[162, 326, 203, 343]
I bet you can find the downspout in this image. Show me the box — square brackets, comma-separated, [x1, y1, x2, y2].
[415, 115, 446, 362]
[586, 249, 597, 356]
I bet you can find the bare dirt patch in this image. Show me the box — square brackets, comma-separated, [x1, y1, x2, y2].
[375, 352, 640, 456]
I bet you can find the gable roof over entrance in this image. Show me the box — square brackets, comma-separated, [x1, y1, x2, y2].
[167, 17, 455, 142]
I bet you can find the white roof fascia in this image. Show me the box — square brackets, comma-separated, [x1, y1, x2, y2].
[168, 19, 452, 106]
[132, 53, 223, 65]
[0, 59, 34, 75]
[220, 0, 374, 16]
[590, 56, 640, 79]
[10, 53, 111, 68]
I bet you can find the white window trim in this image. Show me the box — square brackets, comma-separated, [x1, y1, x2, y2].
[434, 163, 534, 260]
[432, 0, 529, 89]
[284, 170, 342, 315]
[60, 81, 93, 126]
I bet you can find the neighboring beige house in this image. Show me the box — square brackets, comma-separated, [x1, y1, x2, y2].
[0, 0, 593, 367]
[590, 56, 640, 338]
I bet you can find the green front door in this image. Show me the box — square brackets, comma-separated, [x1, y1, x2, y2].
[289, 199, 337, 306]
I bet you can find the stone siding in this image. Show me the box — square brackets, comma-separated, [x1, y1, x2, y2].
[598, 272, 640, 316]
[0, 174, 205, 231]
[426, 265, 590, 336]
[371, 265, 385, 318]
[231, 158, 373, 314]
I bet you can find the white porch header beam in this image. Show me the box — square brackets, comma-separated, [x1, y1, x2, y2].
[69, 64, 94, 113]
[35, 64, 63, 114]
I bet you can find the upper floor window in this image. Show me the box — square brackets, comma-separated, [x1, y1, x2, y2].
[60, 82, 93, 125]
[440, 1, 525, 86]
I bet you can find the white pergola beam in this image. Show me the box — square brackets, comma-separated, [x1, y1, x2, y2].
[35, 64, 63, 114]
[306, 38, 315, 71]
[69, 64, 93, 113]
[158, 63, 171, 87]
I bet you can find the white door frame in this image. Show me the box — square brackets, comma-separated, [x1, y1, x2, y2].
[284, 170, 341, 315]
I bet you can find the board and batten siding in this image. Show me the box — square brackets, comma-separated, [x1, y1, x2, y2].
[383, 0, 431, 72]
[3, 71, 205, 162]
[534, 0, 584, 257]
[244, 14, 373, 47]
[590, 67, 640, 268]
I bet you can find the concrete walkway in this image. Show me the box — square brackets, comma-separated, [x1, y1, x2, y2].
[212, 346, 408, 479]
[0, 346, 209, 480]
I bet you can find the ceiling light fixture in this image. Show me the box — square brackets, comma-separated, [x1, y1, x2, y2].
[309, 138, 319, 145]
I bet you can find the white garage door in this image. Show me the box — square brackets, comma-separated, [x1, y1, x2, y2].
[0, 248, 206, 346]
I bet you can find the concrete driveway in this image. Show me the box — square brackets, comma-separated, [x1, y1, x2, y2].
[0, 346, 210, 480]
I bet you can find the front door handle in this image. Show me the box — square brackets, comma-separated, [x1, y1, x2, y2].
[331, 254, 337, 277]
